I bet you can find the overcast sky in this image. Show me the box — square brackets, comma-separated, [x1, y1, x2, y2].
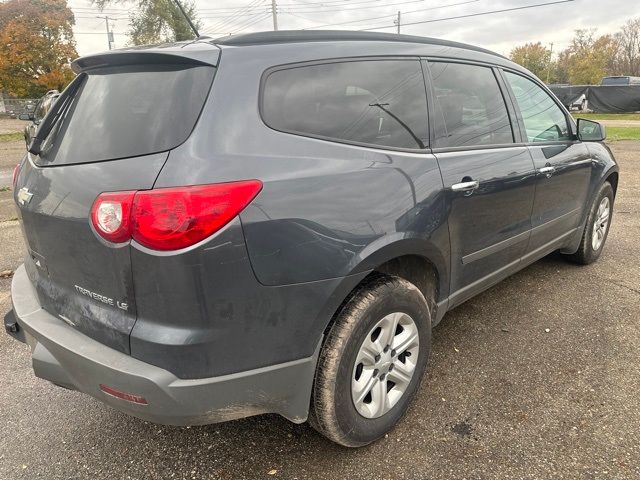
[69, 0, 640, 58]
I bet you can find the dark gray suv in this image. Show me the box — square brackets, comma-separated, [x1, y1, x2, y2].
[5, 31, 618, 447]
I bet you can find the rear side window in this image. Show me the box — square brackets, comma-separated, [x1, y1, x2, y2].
[504, 72, 571, 143]
[429, 62, 513, 148]
[262, 60, 428, 149]
[38, 64, 215, 165]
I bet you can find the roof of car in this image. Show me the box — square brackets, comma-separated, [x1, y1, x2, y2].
[212, 30, 505, 59]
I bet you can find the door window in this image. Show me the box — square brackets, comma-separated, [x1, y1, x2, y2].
[262, 59, 428, 149]
[504, 72, 571, 143]
[429, 62, 514, 148]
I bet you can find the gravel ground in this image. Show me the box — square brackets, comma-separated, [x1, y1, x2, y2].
[0, 118, 27, 188]
[0, 141, 638, 480]
[0, 118, 28, 136]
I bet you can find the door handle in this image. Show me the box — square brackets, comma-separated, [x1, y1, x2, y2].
[451, 180, 480, 195]
[539, 165, 556, 177]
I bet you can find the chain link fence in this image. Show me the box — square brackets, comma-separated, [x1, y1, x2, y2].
[0, 98, 39, 117]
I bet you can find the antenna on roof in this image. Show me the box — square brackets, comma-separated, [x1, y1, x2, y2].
[172, 0, 200, 38]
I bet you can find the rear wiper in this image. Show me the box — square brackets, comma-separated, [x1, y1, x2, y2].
[28, 73, 86, 156]
[369, 102, 426, 149]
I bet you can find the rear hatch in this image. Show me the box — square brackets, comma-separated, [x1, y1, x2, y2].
[13, 47, 217, 353]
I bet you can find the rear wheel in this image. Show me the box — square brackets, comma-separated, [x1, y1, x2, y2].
[309, 276, 432, 447]
[564, 182, 614, 265]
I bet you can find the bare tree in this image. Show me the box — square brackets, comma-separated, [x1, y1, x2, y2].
[615, 18, 640, 76]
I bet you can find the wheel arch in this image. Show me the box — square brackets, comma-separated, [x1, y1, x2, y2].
[605, 169, 619, 196]
[317, 238, 450, 342]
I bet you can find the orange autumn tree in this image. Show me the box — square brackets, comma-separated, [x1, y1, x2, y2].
[0, 0, 77, 98]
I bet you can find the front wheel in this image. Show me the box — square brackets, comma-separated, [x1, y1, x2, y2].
[309, 276, 432, 447]
[564, 181, 614, 265]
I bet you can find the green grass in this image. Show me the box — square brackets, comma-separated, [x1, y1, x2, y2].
[605, 127, 640, 141]
[574, 113, 640, 121]
[0, 132, 23, 142]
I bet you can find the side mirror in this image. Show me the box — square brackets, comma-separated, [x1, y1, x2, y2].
[18, 113, 33, 121]
[577, 118, 606, 142]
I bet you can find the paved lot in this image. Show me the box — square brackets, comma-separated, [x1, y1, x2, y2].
[0, 141, 638, 480]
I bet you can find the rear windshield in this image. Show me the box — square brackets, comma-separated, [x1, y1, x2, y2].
[37, 64, 215, 165]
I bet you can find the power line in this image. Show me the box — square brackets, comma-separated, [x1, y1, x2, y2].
[279, 0, 384, 6]
[202, 11, 268, 35]
[201, 0, 266, 34]
[289, 0, 480, 30]
[225, 11, 271, 32]
[281, 0, 425, 13]
[280, 0, 384, 5]
[359, 0, 575, 31]
[234, 12, 273, 33]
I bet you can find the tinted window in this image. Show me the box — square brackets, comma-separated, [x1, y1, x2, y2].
[601, 77, 632, 86]
[429, 62, 513, 148]
[262, 60, 428, 149]
[38, 64, 215, 165]
[505, 72, 571, 143]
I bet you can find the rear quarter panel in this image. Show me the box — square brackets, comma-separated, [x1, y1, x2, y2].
[155, 43, 451, 291]
[143, 43, 457, 376]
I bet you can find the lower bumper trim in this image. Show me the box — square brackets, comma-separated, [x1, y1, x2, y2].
[8, 264, 319, 426]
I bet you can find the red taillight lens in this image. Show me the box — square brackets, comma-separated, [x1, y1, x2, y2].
[12, 163, 21, 186]
[132, 181, 262, 251]
[90, 191, 136, 244]
[90, 181, 262, 250]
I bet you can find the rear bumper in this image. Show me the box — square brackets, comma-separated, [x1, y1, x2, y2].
[7, 264, 318, 425]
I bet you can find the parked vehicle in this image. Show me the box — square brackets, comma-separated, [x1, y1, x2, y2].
[569, 93, 588, 111]
[19, 90, 59, 146]
[601, 76, 640, 86]
[5, 31, 618, 447]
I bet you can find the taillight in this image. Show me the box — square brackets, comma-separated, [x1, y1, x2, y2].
[12, 163, 20, 186]
[90, 181, 262, 251]
[90, 191, 136, 244]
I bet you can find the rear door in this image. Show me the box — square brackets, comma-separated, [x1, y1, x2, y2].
[427, 61, 537, 306]
[14, 60, 215, 353]
[502, 71, 592, 253]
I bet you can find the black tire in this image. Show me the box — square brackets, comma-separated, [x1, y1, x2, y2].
[309, 275, 432, 447]
[564, 181, 614, 265]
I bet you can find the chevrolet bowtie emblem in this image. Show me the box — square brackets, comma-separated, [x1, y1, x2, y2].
[17, 187, 33, 205]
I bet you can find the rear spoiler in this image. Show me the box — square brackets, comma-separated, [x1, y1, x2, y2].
[71, 43, 220, 74]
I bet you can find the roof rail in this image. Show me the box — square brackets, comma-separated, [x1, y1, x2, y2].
[214, 30, 505, 59]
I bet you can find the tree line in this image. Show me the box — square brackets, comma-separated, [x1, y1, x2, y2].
[511, 18, 640, 85]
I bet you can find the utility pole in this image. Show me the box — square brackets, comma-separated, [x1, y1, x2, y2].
[96, 15, 115, 50]
[546, 42, 554, 84]
[394, 11, 401, 34]
[271, 0, 278, 31]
